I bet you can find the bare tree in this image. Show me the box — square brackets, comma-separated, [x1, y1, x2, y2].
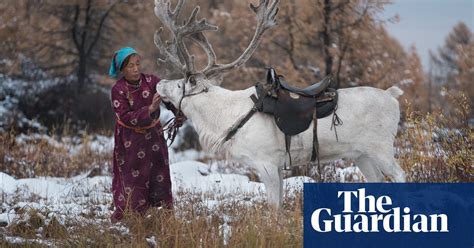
[430, 22, 473, 122]
[235, 0, 403, 89]
[317, 0, 388, 88]
[31, 0, 137, 93]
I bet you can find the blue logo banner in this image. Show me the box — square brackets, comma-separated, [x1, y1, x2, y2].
[303, 183, 474, 248]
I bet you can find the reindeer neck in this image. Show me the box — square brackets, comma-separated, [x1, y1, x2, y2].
[181, 85, 254, 152]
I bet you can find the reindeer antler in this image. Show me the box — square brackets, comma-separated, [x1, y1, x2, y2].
[203, 0, 280, 79]
[154, 0, 279, 79]
[154, 0, 218, 76]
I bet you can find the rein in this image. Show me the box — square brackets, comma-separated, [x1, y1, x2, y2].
[118, 76, 207, 148]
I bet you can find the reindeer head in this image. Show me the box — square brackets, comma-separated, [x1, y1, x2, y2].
[154, 0, 279, 109]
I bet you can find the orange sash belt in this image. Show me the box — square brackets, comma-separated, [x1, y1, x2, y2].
[116, 118, 161, 134]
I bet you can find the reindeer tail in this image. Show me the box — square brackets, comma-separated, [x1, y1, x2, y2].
[386, 86, 404, 99]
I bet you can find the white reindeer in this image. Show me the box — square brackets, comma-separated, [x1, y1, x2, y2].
[153, 0, 406, 209]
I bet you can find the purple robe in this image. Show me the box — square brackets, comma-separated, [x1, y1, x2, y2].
[110, 73, 175, 222]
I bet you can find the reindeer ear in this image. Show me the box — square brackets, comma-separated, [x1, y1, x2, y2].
[207, 73, 224, 86]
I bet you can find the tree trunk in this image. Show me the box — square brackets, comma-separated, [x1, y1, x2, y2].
[209, 0, 219, 10]
[77, 54, 87, 94]
[428, 64, 433, 113]
[335, 43, 348, 89]
[288, 0, 298, 70]
[321, 0, 333, 78]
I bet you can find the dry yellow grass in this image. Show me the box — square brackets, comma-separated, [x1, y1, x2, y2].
[1, 191, 303, 247]
[0, 129, 111, 179]
[397, 94, 473, 182]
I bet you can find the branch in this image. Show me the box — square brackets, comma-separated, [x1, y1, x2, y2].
[203, 0, 280, 78]
[39, 61, 78, 71]
[331, 2, 370, 32]
[87, 3, 118, 56]
[335, 41, 349, 88]
[45, 43, 79, 56]
[271, 40, 298, 70]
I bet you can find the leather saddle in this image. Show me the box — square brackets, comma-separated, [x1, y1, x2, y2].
[252, 67, 339, 168]
[279, 74, 333, 97]
[255, 68, 338, 135]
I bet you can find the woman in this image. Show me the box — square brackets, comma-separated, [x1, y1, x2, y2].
[108, 47, 184, 222]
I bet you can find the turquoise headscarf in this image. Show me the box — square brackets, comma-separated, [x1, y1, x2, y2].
[108, 47, 138, 78]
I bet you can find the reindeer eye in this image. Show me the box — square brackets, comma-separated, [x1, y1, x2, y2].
[189, 75, 196, 85]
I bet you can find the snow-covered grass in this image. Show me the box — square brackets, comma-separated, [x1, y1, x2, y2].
[0, 157, 310, 246]
[0, 131, 113, 179]
[0, 128, 364, 247]
[396, 106, 473, 182]
[0, 73, 71, 133]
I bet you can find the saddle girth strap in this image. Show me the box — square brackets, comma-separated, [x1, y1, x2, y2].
[310, 107, 320, 167]
[223, 92, 265, 143]
[284, 135, 292, 170]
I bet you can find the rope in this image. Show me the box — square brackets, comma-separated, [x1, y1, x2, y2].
[330, 103, 343, 142]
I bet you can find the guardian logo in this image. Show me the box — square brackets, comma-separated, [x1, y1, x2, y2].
[303, 183, 474, 248]
[311, 188, 448, 233]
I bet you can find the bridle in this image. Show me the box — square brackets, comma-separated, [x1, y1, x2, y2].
[166, 73, 208, 146]
[177, 74, 209, 112]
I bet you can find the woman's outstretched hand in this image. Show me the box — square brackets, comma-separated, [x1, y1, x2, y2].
[149, 93, 161, 114]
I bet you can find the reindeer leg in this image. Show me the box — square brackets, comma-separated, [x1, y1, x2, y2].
[354, 154, 386, 182]
[387, 160, 406, 182]
[356, 154, 406, 182]
[255, 162, 283, 210]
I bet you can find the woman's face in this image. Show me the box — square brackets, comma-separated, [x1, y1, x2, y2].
[122, 55, 141, 82]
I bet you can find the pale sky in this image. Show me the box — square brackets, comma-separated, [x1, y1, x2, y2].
[382, 0, 474, 70]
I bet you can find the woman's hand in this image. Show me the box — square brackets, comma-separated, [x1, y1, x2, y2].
[149, 93, 161, 114]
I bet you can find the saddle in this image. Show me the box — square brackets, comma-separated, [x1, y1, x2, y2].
[222, 67, 341, 169]
[252, 68, 339, 168]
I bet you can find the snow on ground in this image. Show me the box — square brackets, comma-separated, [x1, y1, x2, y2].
[0, 159, 315, 226]
[0, 172, 112, 226]
[1, 130, 361, 217]
[14, 133, 114, 157]
[171, 161, 264, 196]
[0, 73, 69, 132]
[0, 130, 363, 245]
[1, 131, 362, 221]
